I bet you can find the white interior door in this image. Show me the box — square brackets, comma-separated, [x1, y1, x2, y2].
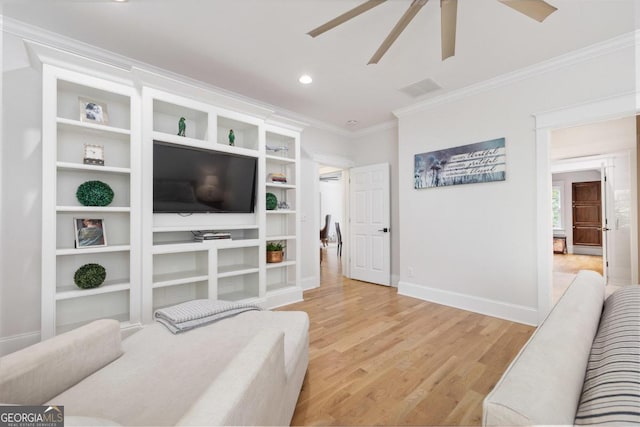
[349, 163, 390, 286]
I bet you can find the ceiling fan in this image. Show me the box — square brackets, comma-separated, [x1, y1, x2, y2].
[307, 0, 557, 64]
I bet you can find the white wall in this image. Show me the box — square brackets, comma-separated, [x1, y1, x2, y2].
[397, 43, 635, 324]
[1, 33, 43, 350]
[351, 125, 400, 284]
[552, 170, 602, 254]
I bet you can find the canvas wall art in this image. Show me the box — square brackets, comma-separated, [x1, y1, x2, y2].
[414, 137, 506, 189]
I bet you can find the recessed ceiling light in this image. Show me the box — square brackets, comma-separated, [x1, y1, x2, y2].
[113, 0, 128, 2]
[346, 120, 358, 126]
[298, 74, 313, 85]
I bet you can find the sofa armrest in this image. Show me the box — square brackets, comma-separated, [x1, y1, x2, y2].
[0, 319, 122, 405]
[483, 270, 605, 426]
[177, 328, 288, 426]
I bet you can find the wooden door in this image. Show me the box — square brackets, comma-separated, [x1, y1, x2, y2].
[572, 181, 602, 247]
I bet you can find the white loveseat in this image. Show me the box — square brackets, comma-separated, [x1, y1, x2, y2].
[483, 270, 640, 426]
[0, 310, 309, 426]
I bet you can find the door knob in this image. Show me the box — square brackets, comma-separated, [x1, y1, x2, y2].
[378, 228, 389, 233]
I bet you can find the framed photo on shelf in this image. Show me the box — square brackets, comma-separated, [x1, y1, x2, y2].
[74, 218, 107, 248]
[79, 98, 109, 125]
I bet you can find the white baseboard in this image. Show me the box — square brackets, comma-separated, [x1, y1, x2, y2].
[301, 275, 320, 291]
[572, 246, 603, 256]
[0, 330, 40, 356]
[391, 274, 400, 288]
[397, 281, 538, 326]
[266, 287, 304, 309]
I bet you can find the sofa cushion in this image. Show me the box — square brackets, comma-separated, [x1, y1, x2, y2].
[49, 311, 308, 426]
[483, 270, 605, 426]
[575, 285, 640, 426]
[0, 319, 122, 405]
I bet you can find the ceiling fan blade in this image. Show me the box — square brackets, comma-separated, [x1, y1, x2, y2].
[368, 0, 429, 65]
[307, 0, 387, 38]
[440, 0, 457, 60]
[498, 0, 557, 22]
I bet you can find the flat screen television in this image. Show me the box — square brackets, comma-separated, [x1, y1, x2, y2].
[153, 140, 257, 214]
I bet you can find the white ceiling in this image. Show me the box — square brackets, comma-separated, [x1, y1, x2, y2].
[3, 0, 637, 132]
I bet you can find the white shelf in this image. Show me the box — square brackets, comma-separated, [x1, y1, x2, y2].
[266, 235, 296, 241]
[216, 239, 260, 249]
[56, 245, 131, 256]
[152, 238, 259, 254]
[266, 210, 296, 215]
[57, 117, 131, 136]
[152, 131, 259, 158]
[217, 290, 260, 302]
[152, 242, 209, 254]
[153, 271, 209, 289]
[57, 162, 131, 175]
[153, 225, 258, 233]
[266, 183, 296, 189]
[218, 265, 260, 278]
[266, 282, 298, 292]
[152, 131, 206, 147]
[266, 260, 296, 270]
[56, 281, 131, 300]
[56, 206, 131, 213]
[265, 154, 295, 164]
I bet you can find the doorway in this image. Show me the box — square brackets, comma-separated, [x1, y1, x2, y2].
[537, 111, 638, 321]
[319, 165, 346, 280]
[551, 169, 605, 302]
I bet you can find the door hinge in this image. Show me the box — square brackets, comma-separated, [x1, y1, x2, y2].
[606, 261, 609, 267]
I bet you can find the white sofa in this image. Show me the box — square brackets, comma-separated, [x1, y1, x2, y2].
[0, 310, 309, 426]
[483, 270, 640, 426]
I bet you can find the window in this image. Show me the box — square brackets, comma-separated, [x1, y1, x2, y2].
[552, 184, 563, 230]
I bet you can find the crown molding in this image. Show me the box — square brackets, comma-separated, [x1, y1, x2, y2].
[3, 15, 410, 140]
[533, 90, 638, 130]
[393, 30, 638, 118]
[264, 114, 308, 133]
[3, 16, 339, 133]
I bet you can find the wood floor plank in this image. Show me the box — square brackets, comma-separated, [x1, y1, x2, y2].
[280, 249, 534, 425]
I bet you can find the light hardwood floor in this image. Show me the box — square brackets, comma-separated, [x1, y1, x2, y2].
[279, 248, 534, 426]
[553, 254, 603, 302]
[553, 253, 603, 275]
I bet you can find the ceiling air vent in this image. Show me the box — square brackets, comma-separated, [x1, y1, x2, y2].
[399, 78, 442, 98]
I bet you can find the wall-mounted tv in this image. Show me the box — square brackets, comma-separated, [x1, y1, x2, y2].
[153, 141, 257, 214]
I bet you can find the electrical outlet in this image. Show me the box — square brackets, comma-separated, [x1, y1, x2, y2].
[408, 267, 414, 278]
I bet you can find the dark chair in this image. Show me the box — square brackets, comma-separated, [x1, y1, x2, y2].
[335, 222, 342, 257]
[320, 214, 331, 247]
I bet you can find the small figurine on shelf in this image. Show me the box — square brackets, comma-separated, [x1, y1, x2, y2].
[228, 129, 235, 146]
[178, 117, 186, 137]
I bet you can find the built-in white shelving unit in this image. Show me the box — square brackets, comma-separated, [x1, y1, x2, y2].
[41, 60, 302, 338]
[264, 127, 301, 306]
[140, 88, 302, 323]
[41, 65, 141, 339]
